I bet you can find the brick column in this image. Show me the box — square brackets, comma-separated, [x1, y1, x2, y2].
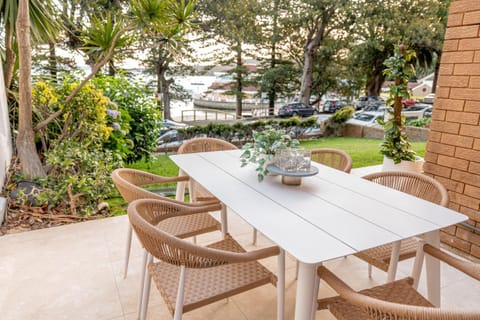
[424, 0, 480, 258]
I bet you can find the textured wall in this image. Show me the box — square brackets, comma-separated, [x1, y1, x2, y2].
[424, 0, 480, 258]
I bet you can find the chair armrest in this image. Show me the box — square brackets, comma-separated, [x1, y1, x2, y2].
[136, 171, 189, 186]
[423, 244, 480, 281]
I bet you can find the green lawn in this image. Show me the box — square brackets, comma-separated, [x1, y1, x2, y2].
[299, 137, 426, 168]
[127, 137, 426, 173]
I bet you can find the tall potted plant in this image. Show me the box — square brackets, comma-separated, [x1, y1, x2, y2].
[378, 44, 423, 172]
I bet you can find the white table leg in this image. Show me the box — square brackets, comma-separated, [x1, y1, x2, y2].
[424, 230, 441, 307]
[175, 169, 187, 201]
[295, 262, 317, 320]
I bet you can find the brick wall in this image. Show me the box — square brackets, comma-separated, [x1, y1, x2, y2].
[424, 0, 480, 258]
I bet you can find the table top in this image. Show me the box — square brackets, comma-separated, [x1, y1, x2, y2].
[171, 150, 467, 264]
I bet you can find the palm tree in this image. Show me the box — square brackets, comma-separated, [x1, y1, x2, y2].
[0, 0, 61, 89]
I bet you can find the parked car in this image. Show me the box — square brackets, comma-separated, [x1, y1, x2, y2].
[423, 106, 433, 117]
[401, 98, 417, 108]
[358, 105, 392, 113]
[159, 119, 188, 134]
[277, 102, 316, 117]
[422, 93, 436, 104]
[322, 100, 349, 113]
[401, 103, 432, 121]
[347, 111, 384, 127]
[157, 130, 183, 149]
[355, 96, 385, 110]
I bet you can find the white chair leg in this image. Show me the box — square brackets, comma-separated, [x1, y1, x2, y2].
[387, 240, 401, 283]
[174, 265, 186, 320]
[295, 260, 299, 280]
[175, 170, 186, 202]
[252, 228, 258, 245]
[124, 223, 133, 279]
[277, 249, 285, 320]
[140, 254, 153, 320]
[412, 240, 426, 289]
[368, 264, 372, 278]
[221, 204, 228, 238]
[136, 250, 148, 320]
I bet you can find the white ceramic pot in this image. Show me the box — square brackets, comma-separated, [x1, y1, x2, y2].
[382, 156, 424, 173]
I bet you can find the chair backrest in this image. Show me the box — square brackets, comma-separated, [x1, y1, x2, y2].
[177, 137, 237, 154]
[311, 148, 352, 173]
[128, 198, 275, 268]
[362, 171, 448, 206]
[111, 168, 186, 204]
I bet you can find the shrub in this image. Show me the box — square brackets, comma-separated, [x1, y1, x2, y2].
[92, 74, 161, 163]
[324, 106, 355, 136]
[38, 141, 122, 215]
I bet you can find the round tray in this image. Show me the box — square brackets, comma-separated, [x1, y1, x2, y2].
[266, 164, 318, 185]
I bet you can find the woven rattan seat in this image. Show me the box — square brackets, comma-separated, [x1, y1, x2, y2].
[355, 171, 448, 281]
[317, 244, 480, 319]
[311, 148, 352, 173]
[128, 198, 285, 320]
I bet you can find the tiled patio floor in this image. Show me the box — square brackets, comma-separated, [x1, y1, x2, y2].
[1, 166, 479, 319]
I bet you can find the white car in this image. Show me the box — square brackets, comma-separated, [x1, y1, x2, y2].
[402, 104, 431, 121]
[347, 111, 384, 127]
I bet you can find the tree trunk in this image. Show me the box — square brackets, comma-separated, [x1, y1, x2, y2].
[300, 48, 315, 105]
[235, 43, 243, 119]
[432, 55, 441, 94]
[366, 73, 384, 96]
[16, 0, 46, 178]
[4, 24, 16, 90]
[299, 17, 328, 106]
[393, 76, 402, 126]
[49, 42, 57, 81]
[268, 0, 280, 116]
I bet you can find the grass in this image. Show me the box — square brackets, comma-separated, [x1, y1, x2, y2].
[300, 137, 426, 168]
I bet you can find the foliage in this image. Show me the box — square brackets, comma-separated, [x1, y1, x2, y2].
[324, 106, 354, 136]
[347, 0, 448, 96]
[37, 141, 122, 215]
[92, 74, 161, 163]
[407, 117, 431, 128]
[240, 126, 299, 182]
[377, 45, 416, 164]
[32, 78, 113, 152]
[178, 117, 316, 142]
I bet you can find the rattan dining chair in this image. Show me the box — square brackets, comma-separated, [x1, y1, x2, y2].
[112, 168, 222, 278]
[176, 137, 238, 203]
[355, 171, 449, 282]
[311, 148, 352, 173]
[128, 198, 285, 320]
[317, 242, 480, 319]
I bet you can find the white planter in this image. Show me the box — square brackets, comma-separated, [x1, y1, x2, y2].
[382, 156, 424, 173]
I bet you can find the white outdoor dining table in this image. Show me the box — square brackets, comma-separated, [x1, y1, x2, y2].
[170, 149, 467, 320]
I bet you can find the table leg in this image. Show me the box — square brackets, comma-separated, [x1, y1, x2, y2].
[295, 262, 317, 320]
[424, 230, 441, 307]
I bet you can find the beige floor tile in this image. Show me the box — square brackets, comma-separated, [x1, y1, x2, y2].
[1, 213, 479, 320]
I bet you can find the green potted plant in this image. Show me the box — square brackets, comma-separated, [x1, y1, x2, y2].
[240, 126, 299, 182]
[378, 44, 422, 172]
